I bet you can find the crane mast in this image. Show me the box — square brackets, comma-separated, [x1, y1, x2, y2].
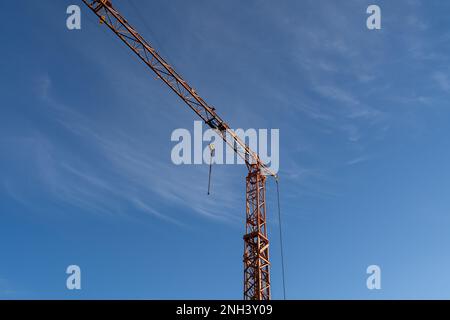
[82, 0, 275, 300]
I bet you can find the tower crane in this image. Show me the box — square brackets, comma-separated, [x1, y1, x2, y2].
[82, 0, 278, 300]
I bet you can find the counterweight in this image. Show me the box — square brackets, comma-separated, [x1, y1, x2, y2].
[82, 0, 276, 299]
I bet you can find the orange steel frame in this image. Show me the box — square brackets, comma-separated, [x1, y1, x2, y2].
[244, 165, 271, 300]
[82, 0, 275, 300]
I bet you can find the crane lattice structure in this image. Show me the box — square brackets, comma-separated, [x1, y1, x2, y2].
[82, 0, 278, 300]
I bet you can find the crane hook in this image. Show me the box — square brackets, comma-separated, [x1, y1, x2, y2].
[207, 144, 215, 195]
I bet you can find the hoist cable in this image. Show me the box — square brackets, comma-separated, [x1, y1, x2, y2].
[276, 178, 286, 300]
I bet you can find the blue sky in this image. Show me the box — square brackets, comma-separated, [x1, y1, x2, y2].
[1, 0, 450, 299]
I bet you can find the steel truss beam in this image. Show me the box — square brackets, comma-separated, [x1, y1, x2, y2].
[244, 165, 270, 300]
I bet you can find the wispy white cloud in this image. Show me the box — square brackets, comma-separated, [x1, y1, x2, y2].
[312, 84, 381, 120]
[281, 157, 339, 200]
[9, 0, 447, 230]
[33, 73, 52, 100]
[20, 74, 244, 226]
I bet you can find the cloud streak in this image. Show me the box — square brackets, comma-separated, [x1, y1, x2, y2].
[18, 74, 245, 226]
[432, 72, 450, 93]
